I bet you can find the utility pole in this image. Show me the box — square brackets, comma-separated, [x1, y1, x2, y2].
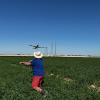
[51, 41, 57, 56]
[51, 42, 54, 56]
[55, 41, 56, 56]
[46, 47, 48, 56]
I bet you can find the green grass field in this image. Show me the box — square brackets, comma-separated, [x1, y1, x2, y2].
[0, 56, 100, 100]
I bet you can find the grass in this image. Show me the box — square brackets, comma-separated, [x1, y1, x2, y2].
[0, 56, 100, 100]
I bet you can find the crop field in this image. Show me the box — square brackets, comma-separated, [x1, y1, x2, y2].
[0, 56, 100, 100]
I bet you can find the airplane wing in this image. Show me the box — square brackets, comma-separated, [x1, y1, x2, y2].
[39, 46, 47, 48]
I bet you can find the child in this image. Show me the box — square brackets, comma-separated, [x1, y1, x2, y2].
[19, 51, 45, 95]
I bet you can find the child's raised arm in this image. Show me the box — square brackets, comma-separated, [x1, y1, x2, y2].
[19, 62, 32, 66]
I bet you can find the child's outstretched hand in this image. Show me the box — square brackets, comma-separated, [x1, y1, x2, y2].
[19, 62, 32, 66]
[19, 62, 24, 64]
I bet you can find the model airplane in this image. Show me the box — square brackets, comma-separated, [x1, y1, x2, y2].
[29, 44, 47, 49]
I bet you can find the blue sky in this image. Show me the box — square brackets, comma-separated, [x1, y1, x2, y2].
[0, 0, 100, 55]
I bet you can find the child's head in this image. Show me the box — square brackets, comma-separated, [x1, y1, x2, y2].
[34, 51, 43, 58]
